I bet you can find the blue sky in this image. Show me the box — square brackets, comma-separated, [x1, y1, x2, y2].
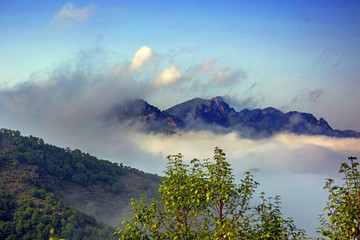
[1, 1, 360, 237]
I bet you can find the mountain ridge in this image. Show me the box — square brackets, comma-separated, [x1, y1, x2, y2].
[106, 96, 360, 138]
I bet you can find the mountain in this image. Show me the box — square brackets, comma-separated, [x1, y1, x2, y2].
[0, 129, 161, 239]
[166, 96, 359, 138]
[166, 96, 237, 127]
[106, 96, 360, 138]
[107, 99, 184, 134]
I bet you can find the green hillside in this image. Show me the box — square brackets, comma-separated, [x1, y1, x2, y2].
[0, 128, 161, 239]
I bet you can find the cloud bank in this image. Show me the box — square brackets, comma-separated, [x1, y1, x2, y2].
[130, 131, 359, 175]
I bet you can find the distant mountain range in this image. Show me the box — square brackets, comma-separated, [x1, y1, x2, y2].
[106, 96, 360, 138]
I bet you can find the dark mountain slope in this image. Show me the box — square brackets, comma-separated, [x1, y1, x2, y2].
[165, 97, 207, 120]
[234, 107, 290, 137]
[0, 129, 161, 239]
[285, 111, 333, 135]
[166, 96, 237, 127]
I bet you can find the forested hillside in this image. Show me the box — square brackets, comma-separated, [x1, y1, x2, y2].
[0, 129, 161, 239]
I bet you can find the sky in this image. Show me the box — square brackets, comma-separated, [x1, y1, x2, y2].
[1, 0, 360, 237]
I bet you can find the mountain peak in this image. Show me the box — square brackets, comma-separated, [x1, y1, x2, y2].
[210, 96, 224, 102]
[262, 107, 282, 114]
[166, 96, 235, 127]
[107, 99, 184, 134]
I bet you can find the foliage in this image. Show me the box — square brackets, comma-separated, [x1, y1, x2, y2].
[252, 193, 307, 239]
[0, 186, 116, 240]
[0, 189, 15, 222]
[0, 128, 161, 191]
[319, 156, 360, 239]
[0, 128, 157, 239]
[116, 147, 307, 239]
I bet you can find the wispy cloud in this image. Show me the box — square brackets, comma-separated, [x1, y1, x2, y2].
[213, 68, 246, 87]
[308, 88, 323, 103]
[287, 88, 324, 110]
[51, 2, 96, 25]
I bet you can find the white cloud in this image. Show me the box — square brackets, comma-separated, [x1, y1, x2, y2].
[182, 60, 246, 92]
[130, 131, 360, 174]
[155, 66, 182, 86]
[53, 2, 96, 22]
[213, 68, 246, 87]
[130, 46, 154, 70]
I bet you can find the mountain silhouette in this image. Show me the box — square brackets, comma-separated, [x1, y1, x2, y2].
[106, 96, 360, 138]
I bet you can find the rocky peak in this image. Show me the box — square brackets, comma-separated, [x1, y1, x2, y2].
[107, 99, 184, 134]
[317, 117, 333, 131]
[201, 96, 232, 114]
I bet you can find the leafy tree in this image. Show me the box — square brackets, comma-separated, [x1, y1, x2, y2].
[116, 147, 306, 239]
[252, 193, 306, 239]
[319, 156, 360, 239]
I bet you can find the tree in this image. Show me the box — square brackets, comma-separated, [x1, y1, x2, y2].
[116, 147, 306, 239]
[252, 193, 306, 239]
[319, 156, 360, 239]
